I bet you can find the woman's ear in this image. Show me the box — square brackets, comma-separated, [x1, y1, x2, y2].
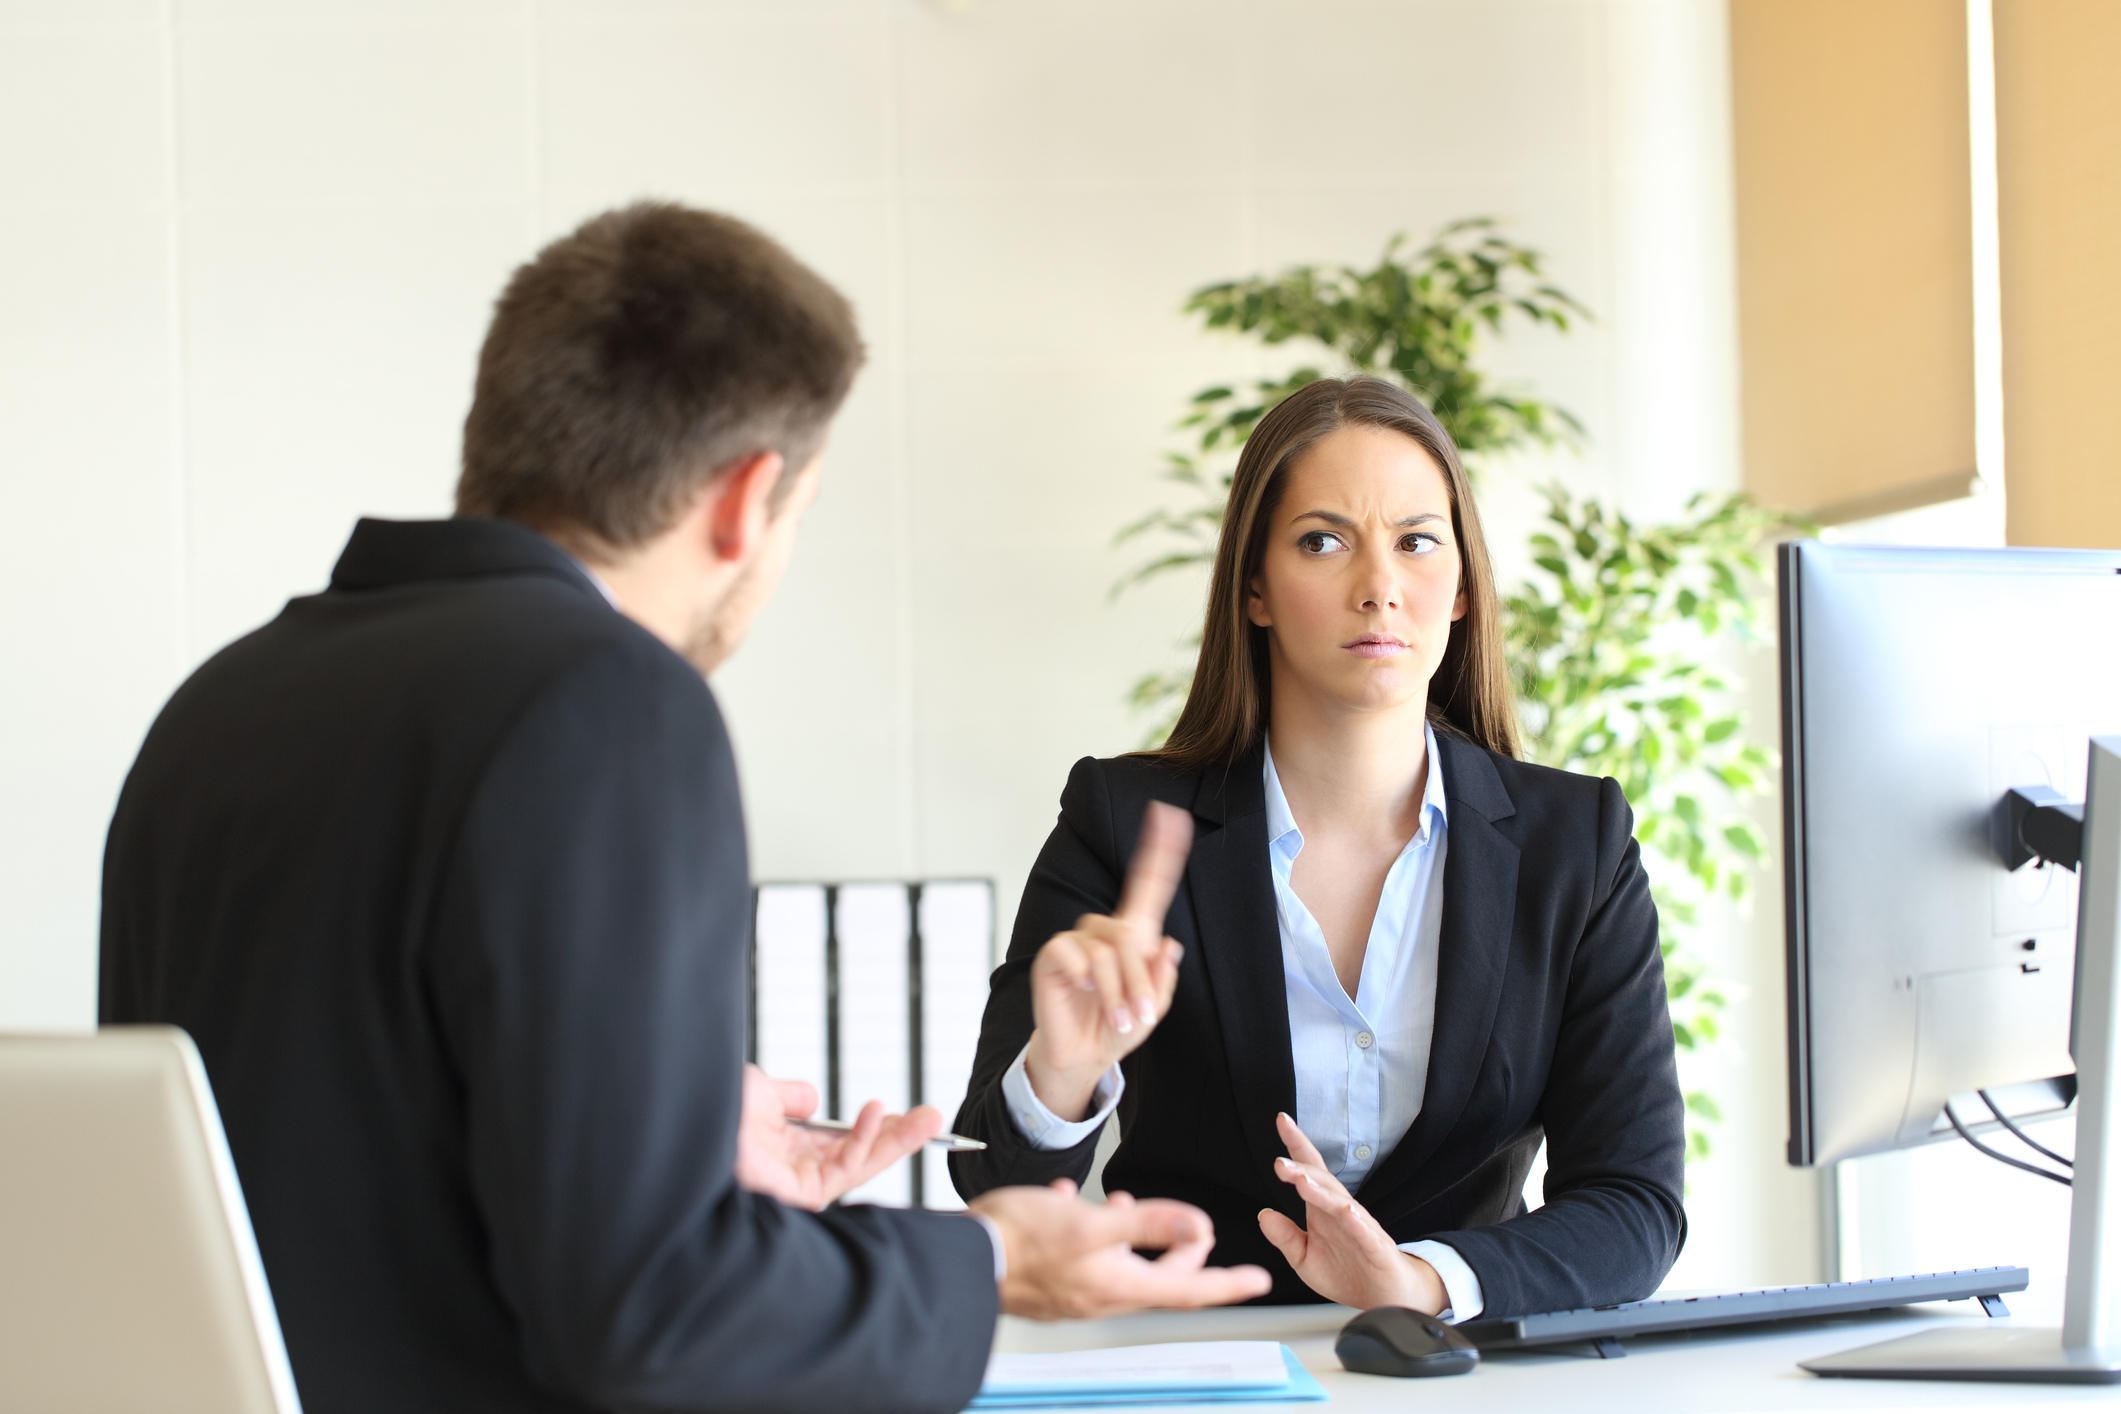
[1246, 579, 1272, 629]
[1451, 579, 1468, 623]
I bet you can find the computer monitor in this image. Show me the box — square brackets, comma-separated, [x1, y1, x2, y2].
[1779, 540, 2121, 1168]
[1778, 539, 2121, 1381]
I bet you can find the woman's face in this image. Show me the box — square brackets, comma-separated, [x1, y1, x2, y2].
[1247, 424, 1467, 719]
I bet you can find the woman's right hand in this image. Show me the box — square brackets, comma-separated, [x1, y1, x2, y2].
[1022, 802, 1193, 1122]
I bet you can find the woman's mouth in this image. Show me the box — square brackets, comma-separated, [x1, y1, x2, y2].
[1343, 634, 1408, 659]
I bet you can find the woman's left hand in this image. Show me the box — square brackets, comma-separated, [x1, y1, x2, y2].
[1257, 1112, 1447, 1313]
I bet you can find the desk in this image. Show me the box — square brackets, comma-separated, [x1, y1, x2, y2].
[993, 1305, 2115, 1412]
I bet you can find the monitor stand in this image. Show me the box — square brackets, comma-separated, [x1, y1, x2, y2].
[1803, 736, 2121, 1385]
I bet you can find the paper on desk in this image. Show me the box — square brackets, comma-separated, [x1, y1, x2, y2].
[972, 1344, 1327, 1408]
[982, 1342, 1289, 1395]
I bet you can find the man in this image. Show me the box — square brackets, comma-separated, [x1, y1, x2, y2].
[100, 202, 1268, 1414]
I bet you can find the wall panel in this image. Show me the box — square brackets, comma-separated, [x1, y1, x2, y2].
[0, 0, 1810, 1294]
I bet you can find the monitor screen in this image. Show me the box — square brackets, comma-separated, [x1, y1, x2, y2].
[1780, 541, 2121, 1166]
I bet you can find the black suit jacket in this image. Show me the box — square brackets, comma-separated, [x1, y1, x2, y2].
[101, 519, 996, 1414]
[950, 735, 1686, 1318]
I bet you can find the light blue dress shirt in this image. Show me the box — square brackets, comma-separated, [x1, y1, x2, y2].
[1000, 724, 1485, 1321]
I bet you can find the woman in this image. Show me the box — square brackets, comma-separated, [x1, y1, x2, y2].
[950, 376, 1685, 1320]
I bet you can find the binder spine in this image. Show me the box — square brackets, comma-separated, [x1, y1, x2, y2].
[748, 878, 994, 1208]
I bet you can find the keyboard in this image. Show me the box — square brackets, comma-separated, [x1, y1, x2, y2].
[1457, 1267, 2030, 1356]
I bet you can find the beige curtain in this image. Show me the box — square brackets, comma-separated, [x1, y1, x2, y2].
[1996, 0, 2121, 550]
[1729, 0, 1977, 525]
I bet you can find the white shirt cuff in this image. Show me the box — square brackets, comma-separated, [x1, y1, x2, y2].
[999, 1042, 1124, 1150]
[968, 1211, 1007, 1282]
[1400, 1239, 1484, 1323]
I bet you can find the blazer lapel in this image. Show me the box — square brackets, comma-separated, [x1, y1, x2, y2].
[1184, 747, 1298, 1184]
[1357, 732, 1520, 1206]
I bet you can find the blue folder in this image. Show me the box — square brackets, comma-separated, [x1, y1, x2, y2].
[968, 1345, 1328, 1409]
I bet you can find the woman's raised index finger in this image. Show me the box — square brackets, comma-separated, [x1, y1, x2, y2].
[1116, 801, 1194, 932]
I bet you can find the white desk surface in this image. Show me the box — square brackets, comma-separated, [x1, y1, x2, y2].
[993, 1303, 2115, 1413]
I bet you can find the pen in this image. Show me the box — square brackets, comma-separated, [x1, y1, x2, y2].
[790, 1117, 987, 1151]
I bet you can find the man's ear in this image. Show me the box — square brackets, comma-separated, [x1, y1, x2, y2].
[705, 451, 786, 564]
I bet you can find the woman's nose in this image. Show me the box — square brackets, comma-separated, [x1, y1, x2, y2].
[1356, 548, 1400, 611]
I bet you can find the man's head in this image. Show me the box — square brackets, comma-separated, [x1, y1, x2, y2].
[457, 202, 863, 671]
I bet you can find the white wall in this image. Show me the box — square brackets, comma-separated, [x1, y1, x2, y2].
[0, 0, 1818, 1287]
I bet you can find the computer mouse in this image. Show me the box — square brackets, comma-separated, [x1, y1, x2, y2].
[1335, 1306, 1480, 1378]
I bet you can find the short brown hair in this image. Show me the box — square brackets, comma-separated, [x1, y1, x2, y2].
[456, 202, 864, 552]
[1146, 376, 1520, 770]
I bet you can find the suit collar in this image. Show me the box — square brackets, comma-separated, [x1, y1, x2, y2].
[1185, 747, 1264, 830]
[328, 517, 609, 604]
[1435, 728, 1514, 824]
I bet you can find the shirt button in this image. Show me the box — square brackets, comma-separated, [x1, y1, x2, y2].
[1355, 1144, 1373, 1161]
[1355, 1031, 1374, 1050]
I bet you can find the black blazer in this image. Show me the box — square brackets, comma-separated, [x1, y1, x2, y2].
[101, 519, 995, 1414]
[951, 736, 1686, 1318]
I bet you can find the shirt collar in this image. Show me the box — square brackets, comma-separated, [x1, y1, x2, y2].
[567, 555, 624, 611]
[1262, 722, 1450, 852]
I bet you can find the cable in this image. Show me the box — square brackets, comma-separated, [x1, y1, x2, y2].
[1943, 1101, 2070, 1186]
[1977, 1089, 2073, 1169]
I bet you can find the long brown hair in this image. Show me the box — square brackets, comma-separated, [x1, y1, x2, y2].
[1144, 375, 1519, 770]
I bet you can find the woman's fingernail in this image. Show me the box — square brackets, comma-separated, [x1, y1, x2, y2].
[1112, 1010, 1135, 1035]
[1135, 999, 1156, 1024]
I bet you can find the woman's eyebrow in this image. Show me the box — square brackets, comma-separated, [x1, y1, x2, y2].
[1290, 510, 1448, 528]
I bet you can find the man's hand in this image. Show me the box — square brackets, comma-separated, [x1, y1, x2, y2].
[733, 1063, 942, 1211]
[1256, 1112, 1447, 1313]
[1022, 802, 1193, 1121]
[971, 1179, 1272, 1320]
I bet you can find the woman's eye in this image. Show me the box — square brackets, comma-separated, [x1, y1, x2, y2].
[1299, 532, 1344, 554]
[1401, 533, 1442, 554]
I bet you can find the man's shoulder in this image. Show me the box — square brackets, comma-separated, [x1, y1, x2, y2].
[153, 568, 705, 782]
[282, 567, 680, 689]
[437, 576, 703, 701]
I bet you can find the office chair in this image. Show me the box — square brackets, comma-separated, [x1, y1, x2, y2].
[0, 1026, 301, 1413]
